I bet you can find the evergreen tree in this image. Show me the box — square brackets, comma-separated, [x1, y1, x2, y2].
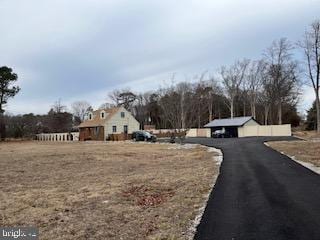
[306, 101, 317, 130]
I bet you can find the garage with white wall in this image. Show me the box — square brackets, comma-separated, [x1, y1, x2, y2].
[204, 116, 291, 138]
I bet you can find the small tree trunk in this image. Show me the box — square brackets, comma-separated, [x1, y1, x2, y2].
[230, 99, 234, 118]
[0, 112, 5, 141]
[243, 101, 246, 116]
[264, 105, 269, 125]
[197, 100, 201, 128]
[316, 92, 320, 133]
[278, 103, 282, 125]
[252, 96, 257, 119]
[181, 110, 185, 129]
[180, 92, 185, 129]
[208, 103, 213, 122]
[252, 103, 256, 119]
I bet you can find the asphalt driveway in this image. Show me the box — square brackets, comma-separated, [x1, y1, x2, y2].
[185, 137, 320, 240]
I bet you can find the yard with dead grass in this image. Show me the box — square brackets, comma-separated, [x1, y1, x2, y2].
[268, 135, 320, 167]
[0, 141, 219, 240]
[292, 130, 320, 141]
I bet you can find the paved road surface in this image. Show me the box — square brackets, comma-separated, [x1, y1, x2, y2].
[185, 137, 320, 240]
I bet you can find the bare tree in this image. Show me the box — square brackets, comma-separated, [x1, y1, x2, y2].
[71, 101, 92, 123]
[158, 82, 196, 131]
[108, 89, 121, 106]
[158, 85, 181, 130]
[99, 102, 115, 109]
[264, 38, 300, 124]
[176, 82, 195, 129]
[298, 20, 320, 132]
[220, 59, 250, 118]
[108, 89, 137, 111]
[51, 99, 66, 113]
[193, 72, 208, 128]
[247, 60, 266, 119]
[133, 93, 148, 127]
[47, 100, 73, 133]
[204, 77, 222, 122]
[259, 85, 272, 125]
[240, 76, 249, 117]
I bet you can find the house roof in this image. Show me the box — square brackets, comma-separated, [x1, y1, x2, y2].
[78, 107, 121, 128]
[204, 116, 256, 128]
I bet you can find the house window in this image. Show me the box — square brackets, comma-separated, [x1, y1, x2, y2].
[124, 125, 128, 134]
[112, 126, 117, 133]
[121, 112, 125, 118]
[101, 112, 105, 119]
[88, 113, 92, 120]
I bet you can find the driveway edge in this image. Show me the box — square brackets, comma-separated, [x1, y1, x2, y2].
[187, 145, 223, 240]
[264, 142, 320, 175]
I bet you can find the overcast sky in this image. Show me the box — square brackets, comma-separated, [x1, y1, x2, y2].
[1, 0, 319, 115]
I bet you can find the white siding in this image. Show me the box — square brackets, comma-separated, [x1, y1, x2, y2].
[186, 128, 211, 137]
[104, 107, 140, 137]
[238, 124, 292, 137]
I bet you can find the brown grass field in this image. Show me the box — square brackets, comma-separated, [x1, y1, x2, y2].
[0, 141, 219, 240]
[292, 130, 320, 140]
[268, 137, 320, 167]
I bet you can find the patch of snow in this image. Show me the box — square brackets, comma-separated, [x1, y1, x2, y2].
[207, 147, 223, 165]
[127, 141, 153, 144]
[167, 144, 197, 150]
[187, 203, 207, 239]
[186, 145, 223, 239]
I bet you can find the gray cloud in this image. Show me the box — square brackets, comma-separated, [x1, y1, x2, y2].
[1, 0, 319, 114]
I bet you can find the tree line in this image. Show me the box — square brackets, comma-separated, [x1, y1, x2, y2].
[1, 20, 320, 139]
[111, 20, 320, 132]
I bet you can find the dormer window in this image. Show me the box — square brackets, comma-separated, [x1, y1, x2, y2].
[88, 113, 92, 120]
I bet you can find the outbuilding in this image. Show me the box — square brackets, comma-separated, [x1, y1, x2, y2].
[204, 116, 259, 137]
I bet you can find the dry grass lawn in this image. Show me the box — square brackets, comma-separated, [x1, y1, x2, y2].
[292, 130, 320, 140]
[0, 141, 219, 240]
[268, 140, 320, 167]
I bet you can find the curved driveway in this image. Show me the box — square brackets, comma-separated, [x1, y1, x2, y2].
[185, 137, 320, 240]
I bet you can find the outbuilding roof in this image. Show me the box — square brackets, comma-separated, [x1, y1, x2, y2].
[204, 116, 256, 127]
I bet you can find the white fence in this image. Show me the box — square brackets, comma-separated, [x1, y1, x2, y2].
[148, 128, 210, 138]
[186, 128, 211, 138]
[36, 132, 79, 142]
[238, 124, 291, 137]
[149, 129, 185, 134]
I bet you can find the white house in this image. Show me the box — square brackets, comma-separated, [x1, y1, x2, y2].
[78, 106, 140, 141]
